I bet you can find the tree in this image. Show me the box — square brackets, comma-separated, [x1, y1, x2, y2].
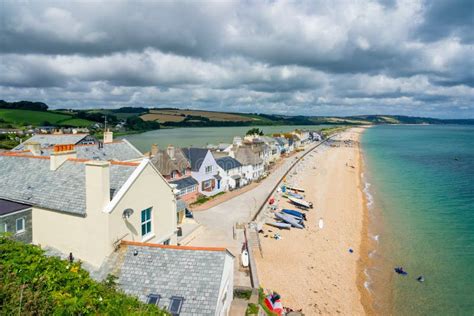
[246, 128, 264, 136]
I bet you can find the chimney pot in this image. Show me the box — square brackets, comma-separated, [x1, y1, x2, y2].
[50, 144, 76, 170]
[103, 129, 113, 144]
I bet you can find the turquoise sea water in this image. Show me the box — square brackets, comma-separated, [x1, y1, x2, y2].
[361, 125, 474, 315]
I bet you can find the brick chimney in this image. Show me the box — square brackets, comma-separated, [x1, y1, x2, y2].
[167, 145, 175, 160]
[85, 161, 110, 212]
[50, 144, 77, 171]
[25, 142, 41, 156]
[151, 144, 159, 157]
[103, 129, 113, 144]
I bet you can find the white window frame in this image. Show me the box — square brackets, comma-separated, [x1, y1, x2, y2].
[205, 165, 212, 174]
[16, 217, 25, 234]
[141, 208, 153, 239]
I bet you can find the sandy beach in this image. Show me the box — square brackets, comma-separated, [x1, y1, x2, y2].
[254, 127, 369, 315]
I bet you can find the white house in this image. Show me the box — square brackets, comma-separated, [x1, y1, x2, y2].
[0, 145, 177, 268]
[230, 145, 264, 182]
[182, 148, 224, 196]
[215, 156, 244, 190]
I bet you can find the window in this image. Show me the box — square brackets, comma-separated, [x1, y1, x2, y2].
[141, 208, 152, 237]
[168, 296, 184, 316]
[205, 165, 212, 173]
[177, 185, 196, 197]
[147, 294, 161, 306]
[163, 239, 170, 245]
[1, 223, 7, 233]
[202, 179, 213, 191]
[16, 217, 25, 234]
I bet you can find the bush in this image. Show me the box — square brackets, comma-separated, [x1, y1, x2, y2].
[0, 236, 168, 315]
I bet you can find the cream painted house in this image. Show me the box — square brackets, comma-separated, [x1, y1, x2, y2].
[0, 144, 177, 268]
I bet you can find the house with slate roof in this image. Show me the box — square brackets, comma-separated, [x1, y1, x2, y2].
[15, 131, 143, 162]
[0, 199, 32, 244]
[0, 145, 178, 268]
[182, 148, 223, 196]
[274, 137, 290, 155]
[215, 156, 244, 190]
[12, 133, 97, 151]
[112, 241, 234, 316]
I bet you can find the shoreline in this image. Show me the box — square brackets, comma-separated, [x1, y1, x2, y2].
[254, 127, 368, 314]
[357, 127, 375, 315]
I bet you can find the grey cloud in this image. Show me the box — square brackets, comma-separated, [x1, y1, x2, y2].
[0, 0, 473, 118]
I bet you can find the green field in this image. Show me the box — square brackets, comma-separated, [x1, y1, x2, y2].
[0, 109, 94, 127]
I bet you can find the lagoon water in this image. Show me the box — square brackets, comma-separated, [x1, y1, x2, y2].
[362, 125, 474, 315]
[123, 125, 328, 152]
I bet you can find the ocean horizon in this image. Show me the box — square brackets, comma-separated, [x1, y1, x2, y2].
[361, 125, 474, 315]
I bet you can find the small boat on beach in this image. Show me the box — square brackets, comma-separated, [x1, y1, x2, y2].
[286, 191, 304, 199]
[285, 186, 305, 193]
[266, 222, 291, 229]
[288, 196, 313, 209]
[241, 249, 249, 268]
[281, 209, 307, 220]
[275, 212, 304, 229]
[279, 212, 305, 225]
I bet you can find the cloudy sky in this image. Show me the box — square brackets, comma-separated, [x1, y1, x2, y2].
[1, 0, 473, 118]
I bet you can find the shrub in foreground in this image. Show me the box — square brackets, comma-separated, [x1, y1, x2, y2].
[0, 236, 168, 315]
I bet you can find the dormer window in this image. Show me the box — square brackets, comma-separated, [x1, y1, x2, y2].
[205, 166, 212, 174]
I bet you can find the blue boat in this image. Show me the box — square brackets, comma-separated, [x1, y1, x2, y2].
[281, 209, 307, 221]
[275, 212, 304, 229]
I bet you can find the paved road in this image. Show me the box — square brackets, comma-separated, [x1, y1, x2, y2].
[188, 142, 322, 249]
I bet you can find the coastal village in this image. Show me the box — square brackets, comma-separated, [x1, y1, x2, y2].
[0, 125, 344, 315]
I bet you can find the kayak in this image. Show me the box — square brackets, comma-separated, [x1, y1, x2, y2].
[287, 191, 304, 199]
[266, 222, 291, 229]
[275, 212, 304, 229]
[285, 185, 305, 193]
[278, 212, 305, 227]
[281, 209, 306, 220]
[288, 196, 313, 209]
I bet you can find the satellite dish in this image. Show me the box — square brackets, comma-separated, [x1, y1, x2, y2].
[122, 208, 134, 219]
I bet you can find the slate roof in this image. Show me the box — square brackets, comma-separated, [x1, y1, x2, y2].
[181, 148, 209, 172]
[115, 244, 231, 316]
[12, 134, 91, 151]
[40, 140, 143, 161]
[216, 156, 242, 171]
[0, 199, 31, 216]
[169, 176, 198, 190]
[150, 147, 191, 176]
[274, 137, 289, 147]
[0, 155, 137, 215]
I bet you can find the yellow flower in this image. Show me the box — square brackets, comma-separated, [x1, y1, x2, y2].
[70, 266, 79, 273]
